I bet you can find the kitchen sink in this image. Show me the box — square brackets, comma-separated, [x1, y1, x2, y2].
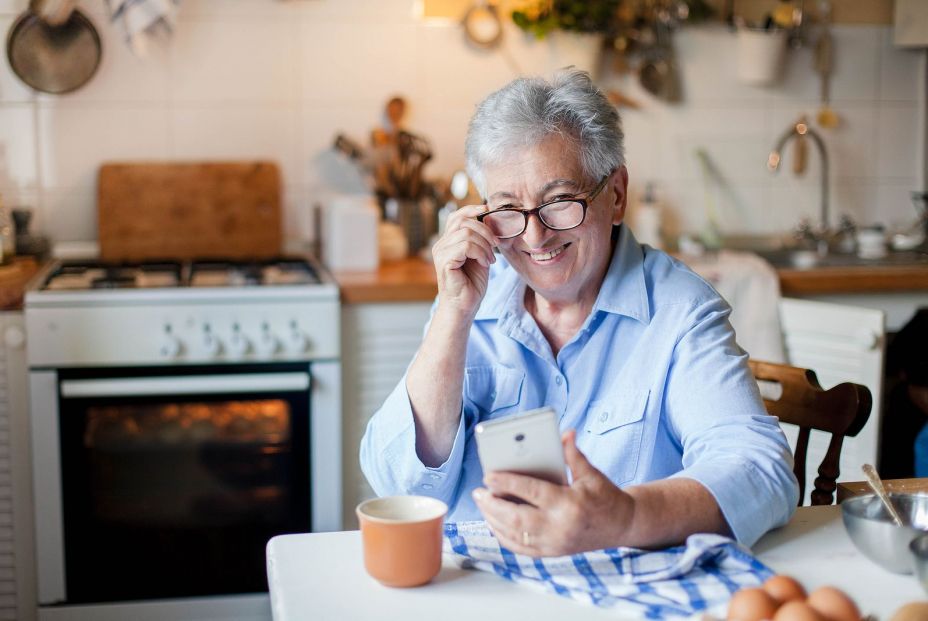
[753, 247, 928, 270]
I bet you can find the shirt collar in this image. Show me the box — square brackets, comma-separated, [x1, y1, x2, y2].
[590, 224, 651, 324]
[473, 224, 651, 324]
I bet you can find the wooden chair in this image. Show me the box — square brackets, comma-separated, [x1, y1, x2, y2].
[748, 359, 873, 506]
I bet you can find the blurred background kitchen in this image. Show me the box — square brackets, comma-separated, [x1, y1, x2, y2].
[1, 1, 927, 620]
[0, 0, 921, 246]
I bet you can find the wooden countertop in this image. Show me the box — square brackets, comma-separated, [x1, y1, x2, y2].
[332, 258, 928, 304]
[777, 263, 928, 295]
[333, 258, 437, 304]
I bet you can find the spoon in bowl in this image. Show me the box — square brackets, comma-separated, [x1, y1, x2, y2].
[861, 463, 904, 526]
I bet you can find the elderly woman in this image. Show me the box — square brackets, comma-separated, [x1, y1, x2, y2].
[361, 69, 798, 556]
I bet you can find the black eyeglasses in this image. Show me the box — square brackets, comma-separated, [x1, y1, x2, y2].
[476, 174, 611, 239]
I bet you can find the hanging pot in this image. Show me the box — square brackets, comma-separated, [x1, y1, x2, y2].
[6, 0, 102, 95]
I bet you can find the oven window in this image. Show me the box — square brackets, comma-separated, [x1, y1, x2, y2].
[59, 378, 310, 604]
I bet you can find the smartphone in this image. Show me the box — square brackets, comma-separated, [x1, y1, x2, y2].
[474, 407, 568, 487]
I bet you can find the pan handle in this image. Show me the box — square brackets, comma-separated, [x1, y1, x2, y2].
[31, 0, 76, 26]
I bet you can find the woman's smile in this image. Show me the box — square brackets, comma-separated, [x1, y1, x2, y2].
[526, 242, 571, 263]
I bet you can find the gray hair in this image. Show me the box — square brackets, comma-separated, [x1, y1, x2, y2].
[464, 69, 625, 198]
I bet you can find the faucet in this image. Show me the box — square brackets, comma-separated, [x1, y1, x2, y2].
[767, 117, 830, 255]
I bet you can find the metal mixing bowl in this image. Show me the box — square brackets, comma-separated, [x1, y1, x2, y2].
[910, 533, 928, 594]
[841, 493, 928, 574]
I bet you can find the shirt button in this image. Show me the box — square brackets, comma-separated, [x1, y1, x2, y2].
[490, 391, 497, 399]
[555, 376, 562, 385]
[599, 411, 608, 422]
[429, 473, 441, 480]
[421, 483, 433, 490]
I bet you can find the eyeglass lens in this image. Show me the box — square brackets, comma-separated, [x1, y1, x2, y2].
[482, 200, 585, 238]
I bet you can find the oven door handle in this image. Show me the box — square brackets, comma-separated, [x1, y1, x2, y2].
[60, 372, 310, 398]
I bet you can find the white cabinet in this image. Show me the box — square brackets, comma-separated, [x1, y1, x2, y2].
[777, 299, 886, 505]
[794, 291, 928, 332]
[340, 302, 432, 528]
[0, 312, 34, 621]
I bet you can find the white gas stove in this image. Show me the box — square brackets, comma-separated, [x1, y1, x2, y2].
[24, 255, 341, 621]
[27, 256, 339, 366]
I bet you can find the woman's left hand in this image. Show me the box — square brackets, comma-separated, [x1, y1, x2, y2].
[472, 430, 634, 557]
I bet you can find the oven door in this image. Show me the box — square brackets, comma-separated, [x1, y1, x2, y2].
[30, 363, 318, 606]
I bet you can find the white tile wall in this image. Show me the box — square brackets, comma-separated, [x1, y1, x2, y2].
[37, 104, 170, 188]
[0, 0, 922, 244]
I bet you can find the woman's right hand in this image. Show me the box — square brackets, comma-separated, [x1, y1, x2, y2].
[430, 204, 498, 319]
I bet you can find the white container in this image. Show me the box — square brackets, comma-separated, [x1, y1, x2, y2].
[633, 183, 663, 250]
[737, 28, 787, 86]
[323, 195, 380, 271]
[856, 228, 887, 260]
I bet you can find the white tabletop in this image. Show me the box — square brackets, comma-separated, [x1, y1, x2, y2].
[266, 505, 924, 620]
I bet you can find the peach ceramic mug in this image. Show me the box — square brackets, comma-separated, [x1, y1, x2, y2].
[356, 495, 448, 588]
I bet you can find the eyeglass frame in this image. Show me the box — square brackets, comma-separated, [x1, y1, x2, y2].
[476, 173, 612, 239]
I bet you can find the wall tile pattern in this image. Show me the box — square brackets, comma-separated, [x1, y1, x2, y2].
[0, 0, 922, 243]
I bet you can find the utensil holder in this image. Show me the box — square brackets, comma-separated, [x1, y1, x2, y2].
[737, 28, 787, 86]
[386, 198, 436, 257]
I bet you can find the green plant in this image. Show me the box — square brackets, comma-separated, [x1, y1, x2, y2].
[512, 0, 621, 39]
[511, 0, 714, 39]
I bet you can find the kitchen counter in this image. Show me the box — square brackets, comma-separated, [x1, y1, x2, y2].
[777, 263, 928, 295]
[333, 258, 438, 304]
[331, 257, 928, 303]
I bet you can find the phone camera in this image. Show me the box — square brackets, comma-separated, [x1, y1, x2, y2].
[514, 433, 525, 442]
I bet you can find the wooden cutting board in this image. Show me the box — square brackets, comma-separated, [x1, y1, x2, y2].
[98, 161, 282, 261]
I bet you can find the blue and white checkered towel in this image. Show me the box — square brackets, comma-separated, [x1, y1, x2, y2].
[443, 521, 772, 619]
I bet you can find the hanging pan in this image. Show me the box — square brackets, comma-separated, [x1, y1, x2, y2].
[6, 0, 102, 95]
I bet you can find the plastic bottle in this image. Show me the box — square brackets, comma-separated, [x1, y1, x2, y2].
[633, 182, 663, 250]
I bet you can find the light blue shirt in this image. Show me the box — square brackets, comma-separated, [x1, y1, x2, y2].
[360, 225, 799, 546]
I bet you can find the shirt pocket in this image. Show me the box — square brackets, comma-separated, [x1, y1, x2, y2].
[584, 388, 650, 486]
[464, 365, 525, 417]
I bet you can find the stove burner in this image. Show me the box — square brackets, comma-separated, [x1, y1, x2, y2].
[189, 259, 319, 288]
[92, 276, 137, 289]
[42, 258, 321, 291]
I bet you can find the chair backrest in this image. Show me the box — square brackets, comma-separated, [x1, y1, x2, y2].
[749, 359, 873, 506]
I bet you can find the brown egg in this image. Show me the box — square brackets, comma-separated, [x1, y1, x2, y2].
[763, 575, 807, 604]
[773, 601, 827, 621]
[806, 586, 861, 621]
[890, 602, 928, 621]
[727, 587, 780, 621]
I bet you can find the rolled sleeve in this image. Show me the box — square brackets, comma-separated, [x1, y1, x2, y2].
[359, 374, 468, 507]
[666, 297, 800, 545]
[670, 425, 798, 545]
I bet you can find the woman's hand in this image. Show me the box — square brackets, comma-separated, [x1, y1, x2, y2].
[431, 204, 497, 320]
[472, 430, 635, 557]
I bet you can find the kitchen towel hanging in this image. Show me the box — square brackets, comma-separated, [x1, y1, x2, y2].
[105, 0, 180, 56]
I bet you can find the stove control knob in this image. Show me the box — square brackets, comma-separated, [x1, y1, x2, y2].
[286, 325, 310, 355]
[199, 326, 223, 358]
[4, 326, 25, 349]
[160, 325, 182, 358]
[228, 325, 251, 358]
[256, 329, 281, 358]
[160, 334, 182, 358]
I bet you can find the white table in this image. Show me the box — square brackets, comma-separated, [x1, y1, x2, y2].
[266, 506, 924, 620]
